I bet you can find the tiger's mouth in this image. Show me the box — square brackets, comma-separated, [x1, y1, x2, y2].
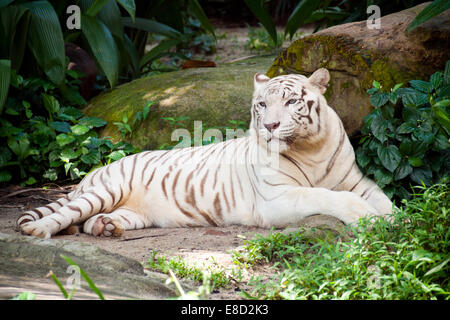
[267, 135, 295, 145]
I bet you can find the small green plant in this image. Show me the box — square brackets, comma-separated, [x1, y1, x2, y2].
[113, 101, 154, 140]
[236, 183, 449, 300]
[146, 251, 230, 289]
[355, 61, 450, 199]
[245, 27, 283, 53]
[11, 292, 36, 300]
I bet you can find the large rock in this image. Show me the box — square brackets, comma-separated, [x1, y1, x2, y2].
[267, 3, 450, 136]
[0, 232, 188, 299]
[84, 56, 275, 150]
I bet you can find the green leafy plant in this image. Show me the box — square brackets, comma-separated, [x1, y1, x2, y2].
[355, 61, 450, 199]
[146, 251, 230, 289]
[236, 183, 449, 300]
[0, 70, 138, 184]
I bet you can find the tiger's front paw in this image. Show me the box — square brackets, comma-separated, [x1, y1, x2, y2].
[338, 192, 379, 225]
[20, 221, 51, 239]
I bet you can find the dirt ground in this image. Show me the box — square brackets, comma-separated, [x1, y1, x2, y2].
[0, 185, 275, 299]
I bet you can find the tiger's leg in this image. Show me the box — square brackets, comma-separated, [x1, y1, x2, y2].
[16, 195, 71, 228]
[19, 191, 107, 239]
[83, 208, 150, 237]
[257, 186, 379, 227]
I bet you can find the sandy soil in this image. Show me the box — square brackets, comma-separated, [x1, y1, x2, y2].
[0, 185, 274, 299]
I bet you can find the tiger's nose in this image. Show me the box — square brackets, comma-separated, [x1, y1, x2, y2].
[264, 122, 280, 132]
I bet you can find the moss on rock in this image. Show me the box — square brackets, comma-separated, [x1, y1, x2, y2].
[83, 56, 275, 149]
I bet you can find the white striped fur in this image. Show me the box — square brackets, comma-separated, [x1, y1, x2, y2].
[18, 68, 392, 239]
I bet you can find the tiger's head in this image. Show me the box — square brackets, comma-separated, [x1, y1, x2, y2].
[250, 68, 330, 153]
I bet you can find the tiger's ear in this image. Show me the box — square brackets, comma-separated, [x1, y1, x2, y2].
[254, 73, 270, 90]
[308, 68, 330, 94]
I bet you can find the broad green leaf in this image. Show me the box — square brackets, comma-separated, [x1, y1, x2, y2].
[374, 167, 393, 188]
[432, 102, 450, 134]
[188, 0, 215, 39]
[122, 17, 183, 40]
[396, 122, 415, 134]
[285, 0, 321, 38]
[401, 91, 428, 107]
[369, 91, 389, 107]
[71, 124, 90, 135]
[107, 150, 126, 161]
[244, 0, 278, 46]
[80, 149, 101, 164]
[0, 5, 30, 70]
[7, 135, 34, 160]
[58, 106, 84, 120]
[407, 0, 450, 32]
[139, 38, 179, 69]
[0, 59, 11, 114]
[23, 1, 65, 85]
[409, 80, 431, 93]
[85, 0, 110, 17]
[116, 0, 135, 21]
[355, 147, 371, 169]
[42, 93, 60, 115]
[408, 157, 424, 167]
[370, 115, 389, 143]
[50, 121, 71, 133]
[377, 144, 401, 172]
[81, 14, 119, 88]
[78, 116, 107, 128]
[430, 72, 443, 90]
[60, 148, 81, 161]
[56, 133, 76, 146]
[97, 0, 123, 41]
[394, 160, 413, 181]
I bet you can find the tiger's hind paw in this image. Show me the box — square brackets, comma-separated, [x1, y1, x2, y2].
[20, 222, 51, 239]
[91, 216, 124, 237]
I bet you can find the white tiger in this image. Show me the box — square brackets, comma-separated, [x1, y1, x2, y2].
[18, 68, 392, 239]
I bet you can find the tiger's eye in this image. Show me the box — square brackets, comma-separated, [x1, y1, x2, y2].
[288, 99, 297, 105]
[259, 102, 266, 108]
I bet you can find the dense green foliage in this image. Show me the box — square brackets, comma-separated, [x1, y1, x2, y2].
[0, 0, 215, 92]
[355, 61, 450, 200]
[146, 251, 230, 289]
[234, 183, 449, 300]
[0, 70, 138, 184]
